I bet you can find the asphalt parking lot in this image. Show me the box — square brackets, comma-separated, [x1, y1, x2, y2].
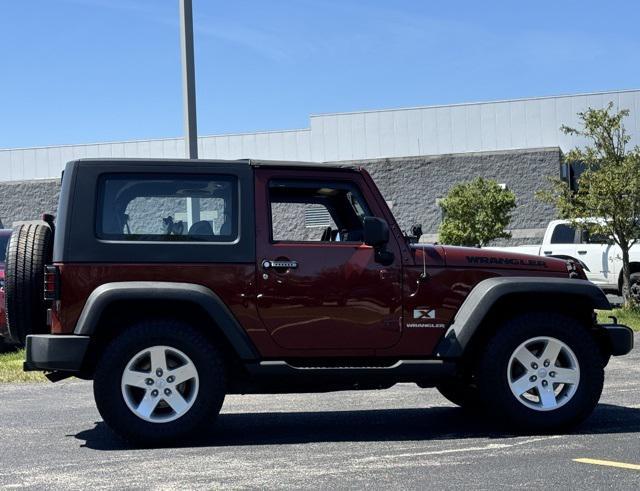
[1, 335, 639, 490]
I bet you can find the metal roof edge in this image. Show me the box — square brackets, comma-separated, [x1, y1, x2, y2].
[310, 89, 640, 118]
[0, 128, 311, 153]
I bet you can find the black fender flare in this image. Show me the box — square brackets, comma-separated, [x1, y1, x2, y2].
[73, 281, 259, 360]
[436, 277, 611, 358]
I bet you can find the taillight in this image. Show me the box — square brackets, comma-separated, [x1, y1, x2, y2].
[44, 265, 60, 302]
[566, 260, 587, 280]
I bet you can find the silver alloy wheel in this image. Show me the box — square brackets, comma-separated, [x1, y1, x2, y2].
[121, 345, 199, 423]
[507, 336, 580, 412]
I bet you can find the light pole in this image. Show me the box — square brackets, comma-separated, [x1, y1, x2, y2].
[179, 0, 200, 227]
[179, 0, 198, 159]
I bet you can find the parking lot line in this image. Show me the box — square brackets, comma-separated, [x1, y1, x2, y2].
[573, 458, 640, 471]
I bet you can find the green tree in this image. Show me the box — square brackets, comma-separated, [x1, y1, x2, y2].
[438, 177, 516, 247]
[539, 103, 640, 306]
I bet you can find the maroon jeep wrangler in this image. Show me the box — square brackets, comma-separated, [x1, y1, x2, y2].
[5, 158, 633, 444]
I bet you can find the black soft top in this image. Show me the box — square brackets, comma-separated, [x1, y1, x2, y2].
[69, 158, 358, 172]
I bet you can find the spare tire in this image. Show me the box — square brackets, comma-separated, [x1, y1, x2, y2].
[5, 221, 53, 346]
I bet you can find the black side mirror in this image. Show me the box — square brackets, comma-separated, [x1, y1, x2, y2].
[364, 217, 389, 247]
[406, 223, 423, 244]
[364, 217, 394, 266]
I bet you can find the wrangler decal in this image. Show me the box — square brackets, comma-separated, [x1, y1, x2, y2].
[466, 256, 548, 268]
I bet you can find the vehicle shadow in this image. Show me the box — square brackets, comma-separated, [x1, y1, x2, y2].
[73, 402, 640, 451]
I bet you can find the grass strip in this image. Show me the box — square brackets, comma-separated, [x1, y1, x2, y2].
[0, 349, 45, 383]
[597, 308, 640, 331]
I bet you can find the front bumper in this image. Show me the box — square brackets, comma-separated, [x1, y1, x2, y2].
[24, 334, 90, 372]
[599, 323, 634, 356]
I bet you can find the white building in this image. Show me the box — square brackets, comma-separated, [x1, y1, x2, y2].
[0, 89, 638, 182]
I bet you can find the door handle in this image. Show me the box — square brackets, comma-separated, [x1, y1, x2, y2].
[262, 259, 298, 270]
[543, 251, 553, 255]
[577, 250, 587, 255]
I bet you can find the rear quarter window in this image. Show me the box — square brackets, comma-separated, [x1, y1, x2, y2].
[550, 224, 577, 244]
[97, 174, 238, 242]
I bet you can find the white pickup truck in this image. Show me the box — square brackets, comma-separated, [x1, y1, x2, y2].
[486, 219, 640, 299]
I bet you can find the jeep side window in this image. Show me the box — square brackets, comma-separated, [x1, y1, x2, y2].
[269, 180, 371, 243]
[550, 224, 578, 244]
[97, 174, 238, 242]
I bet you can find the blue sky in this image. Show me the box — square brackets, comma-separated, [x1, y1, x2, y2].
[1, 0, 638, 148]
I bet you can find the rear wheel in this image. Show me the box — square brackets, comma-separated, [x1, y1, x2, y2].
[93, 319, 226, 445]
[5, 222, 53, 345]
[476, 312, 603, 432]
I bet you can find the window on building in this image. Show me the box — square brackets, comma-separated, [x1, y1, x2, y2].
[271, 202, 337, 241]
[562, 162, 586, 192]
[304, 203, 333, 229]
[97, 174, 237, 242]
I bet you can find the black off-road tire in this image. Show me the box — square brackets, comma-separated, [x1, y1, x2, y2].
[5, 222, 53, 345]
[476, 312, 604, 432]
[93, 319, 226, 446]
[436, 379, 481, 409]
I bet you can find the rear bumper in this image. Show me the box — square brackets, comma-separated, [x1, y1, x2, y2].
[24, 334, 90, 372]
[599, 324, 634, 356]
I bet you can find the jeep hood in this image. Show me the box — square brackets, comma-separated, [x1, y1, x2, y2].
[440, 245, 568, 273]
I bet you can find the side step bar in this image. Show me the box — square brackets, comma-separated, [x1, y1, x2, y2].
[231, 359, 457, 394]
[246, 359, 456, 378]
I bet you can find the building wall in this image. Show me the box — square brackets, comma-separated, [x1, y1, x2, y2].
[340, 147, 559, 244]
[0, 147, 561, 245]
[0, 179, 60, 229]
[0, 89, 637, 182]
[310, 90, 639, 161]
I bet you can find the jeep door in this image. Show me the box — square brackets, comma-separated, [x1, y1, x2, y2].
[254, 168, 403, 351]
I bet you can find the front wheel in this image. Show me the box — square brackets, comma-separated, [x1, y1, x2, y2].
[93, 319, 226, 445]
[476, 312, 603, 432]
